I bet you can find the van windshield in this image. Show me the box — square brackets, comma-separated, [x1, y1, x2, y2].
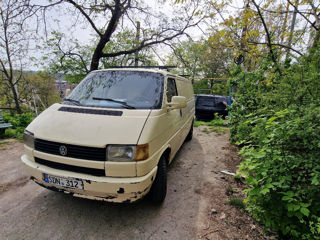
[65, 71, 164, 109]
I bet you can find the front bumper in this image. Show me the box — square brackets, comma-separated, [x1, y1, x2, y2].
[21, 154, 157, 203]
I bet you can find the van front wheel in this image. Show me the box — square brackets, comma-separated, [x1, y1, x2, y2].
[148, 155, 167, 203]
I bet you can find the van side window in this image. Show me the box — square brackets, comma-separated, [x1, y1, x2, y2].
[167, 78, 178, 102]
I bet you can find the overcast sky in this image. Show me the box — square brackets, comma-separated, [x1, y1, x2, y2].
[27, 0, 211, 70]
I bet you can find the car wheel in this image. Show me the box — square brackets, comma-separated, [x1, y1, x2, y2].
[185, 121, 193, 142]
[148, 155, 167, 203]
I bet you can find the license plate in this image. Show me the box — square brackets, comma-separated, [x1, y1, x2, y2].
[43, 173, 84, 190]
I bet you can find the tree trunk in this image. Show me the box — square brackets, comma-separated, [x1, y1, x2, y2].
[10, 83, 21, 114]
[286, 3, 298, 59]
[89, 1, 124, 71]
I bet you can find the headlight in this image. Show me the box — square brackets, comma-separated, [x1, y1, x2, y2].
[24, 130, 34, 148]
[107, 145, 135, 162]
[106, 144, 149, 162]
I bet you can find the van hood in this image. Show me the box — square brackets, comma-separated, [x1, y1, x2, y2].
[27, 104, 150, 147]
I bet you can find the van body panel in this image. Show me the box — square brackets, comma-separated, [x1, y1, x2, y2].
[27, 103, 150, 147]
[105, 161, 136, 177]
[34, 150, 105, 169]
[22, 154, 157, 203]
[135, 76, 195, 176]
[21, 69, 195, 202]
[136, 111, 194, 176]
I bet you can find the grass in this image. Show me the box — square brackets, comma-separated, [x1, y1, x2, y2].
[0, 141, 11, 145]
[201, 126, 229, 135]
[228, 197, 246, 209]
[202, 127, 210, 134]
[194, 113, 229, 128]
[211, 126, 229, 135]
[194, 119, 225, 127]
[226, 185, 235, 196]
[0, 140, 13, 150]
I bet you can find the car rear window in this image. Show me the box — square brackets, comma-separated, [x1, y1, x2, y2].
[196, 96, 227, 107]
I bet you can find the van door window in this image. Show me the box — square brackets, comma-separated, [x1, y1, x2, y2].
[167, 78, 178, 102]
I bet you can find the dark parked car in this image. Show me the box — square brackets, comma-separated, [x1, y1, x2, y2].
[195, 94, 229, 121]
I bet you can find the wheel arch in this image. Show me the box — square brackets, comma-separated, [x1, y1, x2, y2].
[159, 146, 171, 166]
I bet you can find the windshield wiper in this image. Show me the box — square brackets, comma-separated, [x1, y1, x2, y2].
[92, 97, 136, 109]
[63, 98, 82, 106]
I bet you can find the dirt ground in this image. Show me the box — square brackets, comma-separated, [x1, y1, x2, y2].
[0, 127, 271, 240]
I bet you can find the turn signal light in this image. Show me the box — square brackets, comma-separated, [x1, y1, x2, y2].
[135, 144, 149, 161]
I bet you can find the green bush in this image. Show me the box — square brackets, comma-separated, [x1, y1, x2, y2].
[230, 42, 320, 239]
[1, 112, 35, 140]
[4, 128, 17, 138]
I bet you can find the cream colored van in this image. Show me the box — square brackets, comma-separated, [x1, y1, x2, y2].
[21, 68, 195, 203]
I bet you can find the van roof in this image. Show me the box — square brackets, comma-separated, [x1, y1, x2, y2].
[92, 68, 189, 81]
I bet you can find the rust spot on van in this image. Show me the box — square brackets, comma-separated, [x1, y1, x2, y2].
[117, 187, 124, 194]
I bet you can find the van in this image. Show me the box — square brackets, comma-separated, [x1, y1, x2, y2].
[21, 68, 195, 203]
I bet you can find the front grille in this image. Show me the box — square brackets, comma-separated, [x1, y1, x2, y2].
[35, 158, 105, 176]
[35, 139, 106, 161]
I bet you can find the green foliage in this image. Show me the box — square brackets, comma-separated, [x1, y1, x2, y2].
[101, 29, 158, 68]
[193, 79, 230, 96]
[167, 40, 206, 77]
[26, 71, 61, 108]
[193, 79, 210, 93]
[194, 114, 226, 127]
[2, 112, 35, 140]
[44, 31, 91, 84]
[45, 30, 158, 84]
[211, 81, 229, 96]
[168, 38, 232, 96]
[230, 43, 320, 239]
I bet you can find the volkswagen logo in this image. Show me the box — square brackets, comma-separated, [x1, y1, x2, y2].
[59, 145, 67, 156]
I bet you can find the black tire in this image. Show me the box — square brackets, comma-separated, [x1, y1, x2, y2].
[185, 121, 193, 142]
[148, 155, 167, 203]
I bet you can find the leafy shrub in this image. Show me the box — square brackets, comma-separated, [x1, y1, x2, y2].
[239, 107, 320, 239]
[1, 112, 35, 139]
[230, 42, 320, 239]
[4, 128, 17, 138]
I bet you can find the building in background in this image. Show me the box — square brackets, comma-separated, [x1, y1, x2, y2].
[54, 80, 74, 98]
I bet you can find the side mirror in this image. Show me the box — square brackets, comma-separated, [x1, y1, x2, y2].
[167, 96, 187, 109]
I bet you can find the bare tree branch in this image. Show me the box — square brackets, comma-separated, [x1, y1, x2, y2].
[287, 0, 319, 31]
[64, 0, 103, 37]
[251, 0, 281, 75]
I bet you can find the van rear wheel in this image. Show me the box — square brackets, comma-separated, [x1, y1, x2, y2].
[148, 155, 167, 203]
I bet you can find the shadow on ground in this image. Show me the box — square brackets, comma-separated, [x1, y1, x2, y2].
[1, 138, 206, 240]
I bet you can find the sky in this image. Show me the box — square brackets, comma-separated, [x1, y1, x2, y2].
[6, 0, 315, 71]
[27, 0, 210, 70]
